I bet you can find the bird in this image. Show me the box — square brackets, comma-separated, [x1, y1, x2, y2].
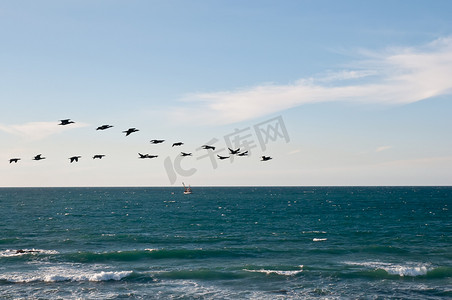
[9, 158, 21, 163]
[96, 125, 113, 130]
[138, 153, 149, 159]
[150, 139, 165, 144]
[238, 151, 249, 156]
[172, 142, 184, 147]
[123, 128, 139, 136]
[138, 153, 158, 159]
[261, 156, 272, 161]
[59, 119, 74, 125]
[202, 145, 216, 150]
[217, 155, 230, 160]
[69, 156, 81, 163]
[181, 152, 192, 156]
[93, 155, 105, 159]
[33, 154, 46, 161]
[228, 147, 241, 155]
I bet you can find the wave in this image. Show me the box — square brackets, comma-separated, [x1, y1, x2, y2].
[0, 270, 133, 283]
[0, 249, 59, 257]
[243, 265, 304, 276]
[64, 248, 248, 263]
[345, 261, 452, 278]
[312, 238, 327, 242]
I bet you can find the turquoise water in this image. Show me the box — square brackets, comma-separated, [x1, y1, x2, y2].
[0, 187, 451, 299]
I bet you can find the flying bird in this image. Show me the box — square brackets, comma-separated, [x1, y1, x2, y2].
[59, 119, 75, 125]
[123, 128, 139, 136]
[181, 152, 192, 156]
[96, 125, 113, 130]
[150, 139, 165, 144]
[228, 148, 241, 155]
[172, 142, 184, 147]
[202, 145, 216, 150]
[217, 155, 230, 160]
[261, 156, 272, 161]
[238, 151, 249, 156]
[69, 156, 81, 163]
[93, 155, 105, 159]
[9, 158, 21, 163]
[33, 154, 46, 161]
[138, 153, 158, 159]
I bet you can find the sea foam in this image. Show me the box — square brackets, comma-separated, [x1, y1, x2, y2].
[0, 249, 59, 257]
[346, 261, 432, 277]
[244, 265, 304, 276]
[1, 268, 133, 283]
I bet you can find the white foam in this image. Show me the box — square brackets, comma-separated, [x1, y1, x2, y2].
[1, 266, 132, 283]
[244, 265, 303, 276]
[346, 261, 431, 277]
[0, 249, 59, 257]
[313, 238, 327, 242]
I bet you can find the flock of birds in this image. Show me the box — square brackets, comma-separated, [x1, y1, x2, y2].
[8, 119, 273, 164]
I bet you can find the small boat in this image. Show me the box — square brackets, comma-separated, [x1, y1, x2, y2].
[183, 182, 192, 194]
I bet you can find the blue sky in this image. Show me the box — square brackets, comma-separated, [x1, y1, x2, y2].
[1, 0, 451, 187]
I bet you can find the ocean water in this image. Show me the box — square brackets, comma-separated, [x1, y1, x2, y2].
[0, 186, 451, 299]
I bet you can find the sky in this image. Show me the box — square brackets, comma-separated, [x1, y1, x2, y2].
[1, 0, 452, 187]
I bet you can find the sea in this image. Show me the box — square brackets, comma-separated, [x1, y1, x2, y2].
[0, 186, 451, 299]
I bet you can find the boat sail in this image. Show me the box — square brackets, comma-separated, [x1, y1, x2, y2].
[182, 182, 192, 194]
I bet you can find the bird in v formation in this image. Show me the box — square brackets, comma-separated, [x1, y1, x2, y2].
[69, 156, 81, 163]
[59, 119, 74, 126]
[8, 120, 273, 164]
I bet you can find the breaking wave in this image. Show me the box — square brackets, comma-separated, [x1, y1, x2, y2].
[345, 261, 452, 278]
[0, 249, 59, 257]
[244, 265, 304, 276]
[1, 269, 133, 283]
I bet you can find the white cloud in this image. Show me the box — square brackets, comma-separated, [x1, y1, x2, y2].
[172, 37, 452, 125]
[376, 145, 392, 152]
[0, 121, 89, 140]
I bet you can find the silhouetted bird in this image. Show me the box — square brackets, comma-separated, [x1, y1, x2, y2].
[138, 153, 149, 159]
[69, 156, 81, 163]
[181, 152, 192, 156]
[59, 119, 74, 125]
[172, 142, 184, 147]
[238, 151, 249, 156]
[202, 145, 216, 150]
[150, 139, 165, 144]
[228, 148, 240, 155]
[33, 154, 46, 161]
[96, 125, 113, 130]
[261, 156, 272, 161]
[9, 158, 21, 163]
[138, 153, 158, 159]
[123, 128, 139, 136]
[217, 155, 230, 160]
[93, 155, 105, 159]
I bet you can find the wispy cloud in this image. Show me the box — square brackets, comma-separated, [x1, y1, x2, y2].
[376, 145, 393, 152]
[0, 121, 89, 140]
[172, 37, 452, 125]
